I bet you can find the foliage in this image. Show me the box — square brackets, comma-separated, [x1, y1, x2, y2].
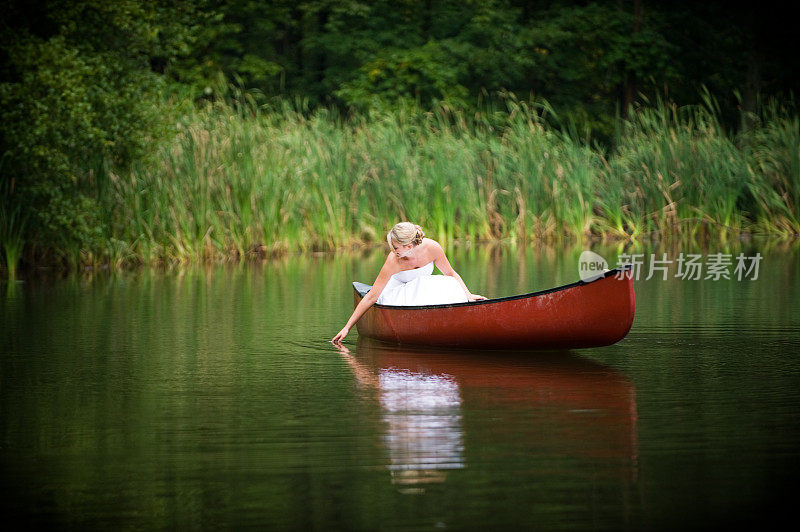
[0, 0, 195, 267]
[2, 0, 799, 274]
[164, 1, 797, 137]
[336, 41, 469, 108]
[97, 96, 798, 267]
[745, 100, 800, 233]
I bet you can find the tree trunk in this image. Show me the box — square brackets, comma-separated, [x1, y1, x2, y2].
[622, 0, 642, 118]
[741, 50, 761, 134]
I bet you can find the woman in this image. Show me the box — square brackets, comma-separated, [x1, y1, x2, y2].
[331, 222, 486, 344]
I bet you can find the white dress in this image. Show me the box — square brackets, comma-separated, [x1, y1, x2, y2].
[376, 262, 469, 306]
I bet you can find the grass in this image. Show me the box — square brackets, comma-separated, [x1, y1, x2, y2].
[5, 94, 799, 273]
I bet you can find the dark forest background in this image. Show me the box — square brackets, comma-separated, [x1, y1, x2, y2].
[6, 1, 795, 126]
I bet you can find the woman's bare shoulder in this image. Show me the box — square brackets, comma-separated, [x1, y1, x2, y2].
[420, 237, 442, 250]
[421, 238, 444, 256]
[381, 252, 403, 272]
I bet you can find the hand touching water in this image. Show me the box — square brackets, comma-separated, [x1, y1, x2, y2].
[331, 326, 350, 344]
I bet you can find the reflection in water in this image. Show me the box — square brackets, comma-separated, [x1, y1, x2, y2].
[379, 369, 464, 492]
[338, 338, 639, 495]
[338, 344, 465, 493]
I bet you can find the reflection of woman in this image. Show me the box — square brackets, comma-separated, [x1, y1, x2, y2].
[379, 369, 464, 475]
[332, 222, 485, 344]
[337, 344, 464, 493]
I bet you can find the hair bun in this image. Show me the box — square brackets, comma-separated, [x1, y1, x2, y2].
[413, 225, 425, 245]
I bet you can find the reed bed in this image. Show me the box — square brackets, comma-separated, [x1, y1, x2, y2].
[93, 97, 800, 265]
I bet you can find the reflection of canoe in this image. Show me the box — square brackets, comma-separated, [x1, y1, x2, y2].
[347, 338, 638, 467]
[352, 267, 635, 349]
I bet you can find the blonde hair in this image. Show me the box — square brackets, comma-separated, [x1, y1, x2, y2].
[387, 222, 425, 248]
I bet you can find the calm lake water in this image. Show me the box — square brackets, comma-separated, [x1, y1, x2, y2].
[2, 240, 799, 530]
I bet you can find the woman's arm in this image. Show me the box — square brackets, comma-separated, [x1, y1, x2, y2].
[430, 241, 487, 301]
[331, 255, 396, 344]
[333, 343, 380, 388]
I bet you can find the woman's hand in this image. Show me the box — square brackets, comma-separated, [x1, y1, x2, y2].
[469, 294, 488, 301]
[331, 326, 350, 344]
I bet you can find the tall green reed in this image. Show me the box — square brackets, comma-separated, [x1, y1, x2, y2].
[602, 99, 752, 237]
[745, 100, 800, 234]
[103, 94, 799, 267]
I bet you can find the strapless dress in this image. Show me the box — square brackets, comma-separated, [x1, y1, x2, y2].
[376, 262, 469, 306]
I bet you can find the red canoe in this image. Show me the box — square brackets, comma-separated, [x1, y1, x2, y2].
[352, 267, 635, 349]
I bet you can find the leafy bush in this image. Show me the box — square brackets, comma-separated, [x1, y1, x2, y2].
[0, 0, 191, 268]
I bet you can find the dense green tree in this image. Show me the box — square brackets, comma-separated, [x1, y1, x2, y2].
[653, 1, 799, 130]
[1, 0, 196, 264]
[168, 0, 796, 129]
[167, 0, 293, 96]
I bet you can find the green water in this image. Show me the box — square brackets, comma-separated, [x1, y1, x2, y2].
[2, 241, 799, 529]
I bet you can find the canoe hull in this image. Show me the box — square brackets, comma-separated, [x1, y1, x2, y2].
[353, 268, 635, 349]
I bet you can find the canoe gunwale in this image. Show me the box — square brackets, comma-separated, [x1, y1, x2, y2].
[353, 265, 632, 310]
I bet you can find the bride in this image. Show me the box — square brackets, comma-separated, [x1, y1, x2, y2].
[331, 222, 486, 344]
